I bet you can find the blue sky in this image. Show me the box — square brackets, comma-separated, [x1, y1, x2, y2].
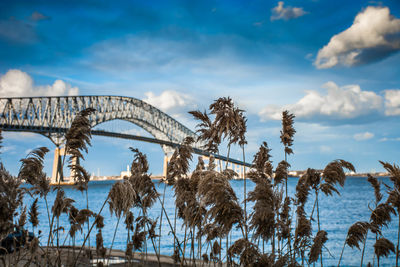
[1, 0, 400, 176]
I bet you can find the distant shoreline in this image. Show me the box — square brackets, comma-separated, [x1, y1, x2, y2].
[46, 172, 389, 186]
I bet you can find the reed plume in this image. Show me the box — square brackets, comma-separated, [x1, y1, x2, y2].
[209, 97, 242, 146]
[380, 161, 400, 188]
[374, 237, 395, 266]
[379, 161, 400, 265]
[166, 137, 194, 184]
[188, 110, 219, 153]
[280, 110, 295, 261]
[228, 238, 260, 266]
[96, 229, 106, 258]
[65, 107, 95, 160]
[63, 107, 95, 253]
[309, 230, 328, 264]
[275, 160, 290, 186]
[0, 164, 24, 235]
[94, 213, 104, 229]
[277, 197, 291, 241]
[28, 198, 39, 230]
[322, 159, 355, 190]
[18, 206, 27, 228]
[294, 171, 314, 264]
[197, 171, 243, 238]
[367, 174, 383, 203]
[128, 148, 160, 212]
[370, 203, 395, 233]
[295, 170, 313, 206]
[252, 141, 273, 178]
[52, 189, 74, 219]
[18, 147, 49, 185]
[346, 221, 370, 250]
[293, 206, 312, 252]
[280, 110, 295, 156]
[108, 180, 137, 218]
[18, 146, 51, 237]
[248, 176, 276, 243]
[107, 180, 137, 264]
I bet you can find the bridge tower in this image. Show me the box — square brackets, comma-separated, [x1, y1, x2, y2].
[51, 146, 64, 184]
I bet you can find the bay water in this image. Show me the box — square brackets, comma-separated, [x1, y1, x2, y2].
[23, 177, 397, 266]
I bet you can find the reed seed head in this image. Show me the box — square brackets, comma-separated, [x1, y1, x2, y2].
[280, 110, 296, 155]
[309, 230, 328, 264]
[28, 198, 39, 228]
[374, 237, 395, 259]
[346, 221, 369, 250]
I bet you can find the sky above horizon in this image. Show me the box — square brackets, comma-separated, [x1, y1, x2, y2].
[1, 0, 400, 176]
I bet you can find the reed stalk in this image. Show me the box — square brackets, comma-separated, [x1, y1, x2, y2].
[360, 232, 367, 267]
[158, 182, 167, 256]
[337, 237, 346, 266]
[73, 194, 109, 266]
[316, 190, 323, 267]
[397, 215, 400, 267]
[142, 214, 161, 266]
[107, 216, 121, 266]
[155, 194, 185, 259]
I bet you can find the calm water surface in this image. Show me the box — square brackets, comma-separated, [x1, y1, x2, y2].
[23, 177, 397, 266]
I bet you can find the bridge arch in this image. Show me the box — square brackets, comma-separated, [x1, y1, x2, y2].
[0, 95, 198, 154]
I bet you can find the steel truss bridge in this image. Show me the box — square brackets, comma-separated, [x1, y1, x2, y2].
[0, 96, 250, 181]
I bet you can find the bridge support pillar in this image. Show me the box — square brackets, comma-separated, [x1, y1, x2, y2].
[162, 154, 171, 179]
[70, 156, 80, 180]
[51, 146, 65, 184]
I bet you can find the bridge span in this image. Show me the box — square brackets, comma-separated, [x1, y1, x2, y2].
[0, 95, 250, 181]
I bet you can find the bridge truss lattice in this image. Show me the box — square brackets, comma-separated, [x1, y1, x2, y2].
[0, 95, 199, 153]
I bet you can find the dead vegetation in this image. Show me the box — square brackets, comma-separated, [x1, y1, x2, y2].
[0, 97, 398, 266]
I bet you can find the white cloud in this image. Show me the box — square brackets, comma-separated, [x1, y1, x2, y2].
[315, 6, 400, 69]
[319, 145, 332, 153]
[2, 132, 39, 141]
[143, 90, 196, 118]
[0, 69, 79, 97]
[379, 137, 400, 142]
[354, 132, 374, 141]
[1, 145, 16, 153]
[259, 81, 382, 121]
[384, 89, 400, 115]
[271, 1, 307, 21]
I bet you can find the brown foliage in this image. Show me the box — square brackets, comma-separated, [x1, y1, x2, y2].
[280, 110, 296, 155]
[166, 137, 194, 184]
[228, 238, 260, 266]
[323, 159, 355, 188]
[380, 161, 400, 188]
[197, 171, 243, 238]
[28, 198, 39, 228]
[367, 174, 383, 203]
[370, 203, 396, 233]
[275, 160, 290, 185]
[309, 230, 328, 264]
[108, 180, 137, 218]
[65, 108, 95, 159]
[374, 237, 395, 258]
[18, 147, 49, 185]
[346, 221, 369, 250]
[252, 141, 273, 178]
[248, 177, 276, 241]
[52, 188, 74, 219]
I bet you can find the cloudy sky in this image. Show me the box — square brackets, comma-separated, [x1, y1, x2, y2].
[1, 0, 400, 176]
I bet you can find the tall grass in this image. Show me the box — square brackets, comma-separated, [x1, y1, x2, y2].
[0, 97, 399, 266]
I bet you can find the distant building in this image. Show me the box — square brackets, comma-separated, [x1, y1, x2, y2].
[120, 165, 130, 179]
